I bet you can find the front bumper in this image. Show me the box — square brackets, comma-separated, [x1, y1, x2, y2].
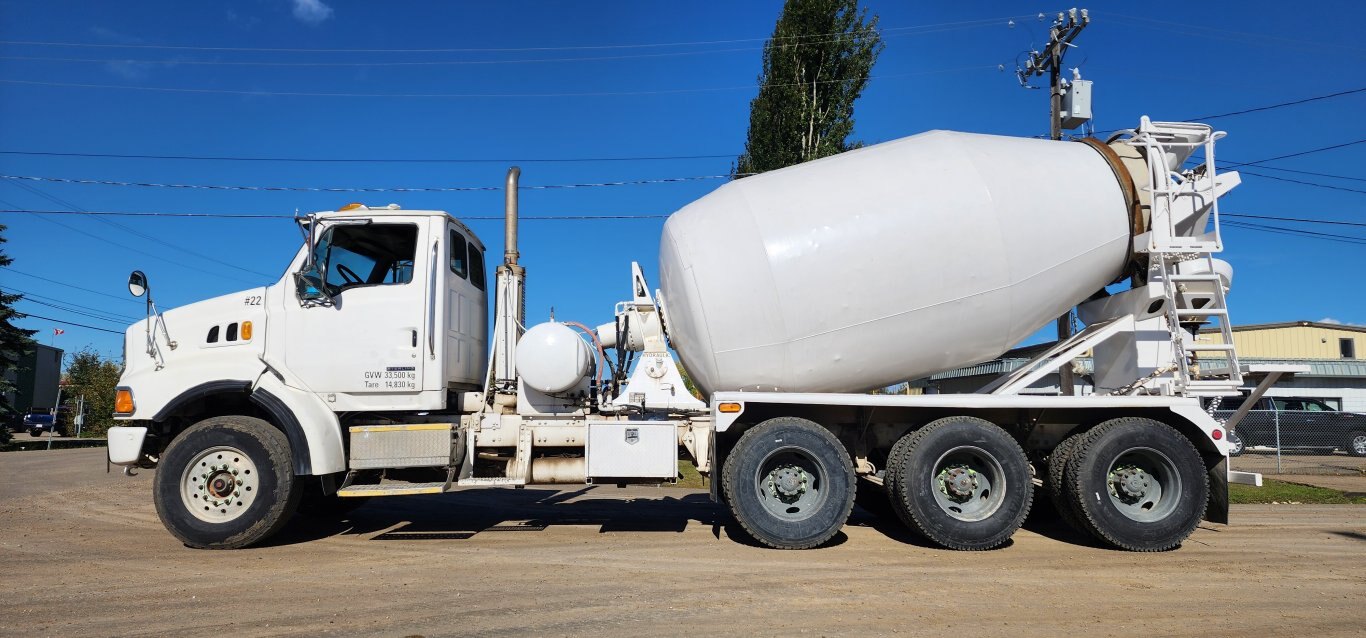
[107, 426, 149, 466]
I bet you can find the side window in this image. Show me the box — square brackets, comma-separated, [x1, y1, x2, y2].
[449, 229, 468, 279]
[320, 223, 417, 292]
[469, 244, 486, 291]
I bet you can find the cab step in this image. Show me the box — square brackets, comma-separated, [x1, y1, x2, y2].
[337, 481, 449, 498]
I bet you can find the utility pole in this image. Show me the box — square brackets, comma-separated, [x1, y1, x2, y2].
[1018, 8, 1088, 395]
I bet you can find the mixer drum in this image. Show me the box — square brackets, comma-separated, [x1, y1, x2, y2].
[658, 130, 1132, 396]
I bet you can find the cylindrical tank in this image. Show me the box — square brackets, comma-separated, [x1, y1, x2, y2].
[516, 322, 592, 394]
[658, 130, 1132, 396]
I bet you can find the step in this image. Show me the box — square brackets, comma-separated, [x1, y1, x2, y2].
[456, 476, 526, 487]
[337, 481, 448, 498]
[1166, 274, 1223, 283]
[1181, 343, 1237, 352]
[1174, 308, 1228, 317]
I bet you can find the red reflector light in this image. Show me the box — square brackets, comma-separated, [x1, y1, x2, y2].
[1212, 429, 1223, 441]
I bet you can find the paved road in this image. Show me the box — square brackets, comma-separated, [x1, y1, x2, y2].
[2, 448, 1364, 637]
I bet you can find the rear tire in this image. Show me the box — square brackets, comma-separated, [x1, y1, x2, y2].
[722, 417, 855, 549]
[1064, 418, 1207, 552]
[1047, 430, 1089, 532]
[153, 415, 301, 549]
[886, 416, 1033, 551]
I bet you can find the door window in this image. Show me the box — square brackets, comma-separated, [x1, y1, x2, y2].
[450, 230, 468, 279]
[317, 223, 417, 293]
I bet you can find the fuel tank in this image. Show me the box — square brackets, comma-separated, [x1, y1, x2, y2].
[658, 130, 1132, 395]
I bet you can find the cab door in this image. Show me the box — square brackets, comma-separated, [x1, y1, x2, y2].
[281, 218, 431, 405]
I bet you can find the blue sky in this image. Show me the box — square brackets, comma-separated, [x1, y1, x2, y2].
[1, 0, 1363, 365]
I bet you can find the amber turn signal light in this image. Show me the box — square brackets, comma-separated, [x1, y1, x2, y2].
[114, 388, 135, 415]
[240, 321, 253, 340]
[717, 402, 742, 413]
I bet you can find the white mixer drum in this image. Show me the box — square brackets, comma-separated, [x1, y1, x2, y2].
[516, 322, 593, 394]
[658, 130, 1132, 395]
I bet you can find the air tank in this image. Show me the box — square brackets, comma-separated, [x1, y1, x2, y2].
[658, 130, 1133, 396]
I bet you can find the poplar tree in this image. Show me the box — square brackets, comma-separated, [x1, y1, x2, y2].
[734, 0, 884, 177]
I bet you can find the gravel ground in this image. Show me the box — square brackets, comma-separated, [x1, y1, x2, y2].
[2, 448, 1363, 638]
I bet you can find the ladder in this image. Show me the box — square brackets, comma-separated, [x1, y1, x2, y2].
[1132, 117, 1242, 396]
[1153, 253, 1242, 396]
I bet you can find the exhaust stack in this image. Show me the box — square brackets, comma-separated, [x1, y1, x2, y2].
[504, 166, 520, 266]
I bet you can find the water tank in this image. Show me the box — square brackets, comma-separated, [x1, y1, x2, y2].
[516, 323, 592, 394]
[658, 130, 1131, 396]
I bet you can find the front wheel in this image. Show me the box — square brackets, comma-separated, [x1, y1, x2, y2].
[1346, 431, 1366, 457]
[1064, 418, 1207, 552]
[721, 417, 855, 549]
[153, 415, 301, 549]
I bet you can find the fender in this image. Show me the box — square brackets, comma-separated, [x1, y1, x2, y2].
[152, 380, 253, 422]
[251, 371, 347, 475]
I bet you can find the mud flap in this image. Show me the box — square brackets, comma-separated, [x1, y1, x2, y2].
[1206, 457, 1229, 524]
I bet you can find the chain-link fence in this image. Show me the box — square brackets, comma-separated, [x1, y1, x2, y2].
[1222, 407, 1366, 476]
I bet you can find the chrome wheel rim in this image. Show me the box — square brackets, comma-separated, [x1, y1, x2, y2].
[1352, 435, 1366, 456]
[179, 446, 259, 523]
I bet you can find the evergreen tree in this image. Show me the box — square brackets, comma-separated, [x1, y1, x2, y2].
[1, 223, 38, 418]
[734, 0, 884, 177]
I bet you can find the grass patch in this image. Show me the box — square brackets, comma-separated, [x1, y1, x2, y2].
[674, 460, 708, 489]
[1230, 478, 1366, 505]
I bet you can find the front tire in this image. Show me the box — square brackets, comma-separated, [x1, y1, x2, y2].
[154, 415, 301, 549]
[722, 417, 856, 549]
[1346, 431, 1366, 457]
[1064, 418, 1207, 552]
[886, 416, 1033, 551]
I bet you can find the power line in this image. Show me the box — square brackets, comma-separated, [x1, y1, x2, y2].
[0, 194, 260, 285]
[1104, 13, 1366, 55]
[14, 297, 134, 325]
[0, 208, 670, 221]
[0, 149, 736, 164]
[0, 173, 737, 192]
[1220, 139, 1366, 169]
[1095, 86, 1366, 135]
[12, 312, 126, 334]
[1222, 221, 1366, 246]
[1223, 213, 1366, 228]
[1238, 170, 1366, 196]
[0, 268, 143, 305]
[1244, 164, 1366, 183]
[0, 29, 912, 67]
[0, 66, 999, 99]
[1, 286, 140, 322]
[6, 180, 277, 278]
[0, 16, 1035, 53]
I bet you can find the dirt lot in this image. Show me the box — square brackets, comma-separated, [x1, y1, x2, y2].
[2, 449, 1363, 638]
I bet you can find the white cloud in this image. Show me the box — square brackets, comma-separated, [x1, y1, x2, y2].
[291, 0, 333, 25]
[1319, 317, 1342, 324]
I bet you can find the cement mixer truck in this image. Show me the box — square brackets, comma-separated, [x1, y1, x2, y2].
[107, 117, 1269, 553]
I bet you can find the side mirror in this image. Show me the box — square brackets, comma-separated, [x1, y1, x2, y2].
[294, 266, 330, 303]
[128, 271, 148, 298]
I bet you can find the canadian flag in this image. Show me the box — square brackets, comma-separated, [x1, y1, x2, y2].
[53, 328, 65, 336]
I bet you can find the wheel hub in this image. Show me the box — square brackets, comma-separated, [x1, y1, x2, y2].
[180, 446, 259, 523]
[937, 466, 979, 501]
[769, 465, 808, 501]
[1109, 465, 1152, 501]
